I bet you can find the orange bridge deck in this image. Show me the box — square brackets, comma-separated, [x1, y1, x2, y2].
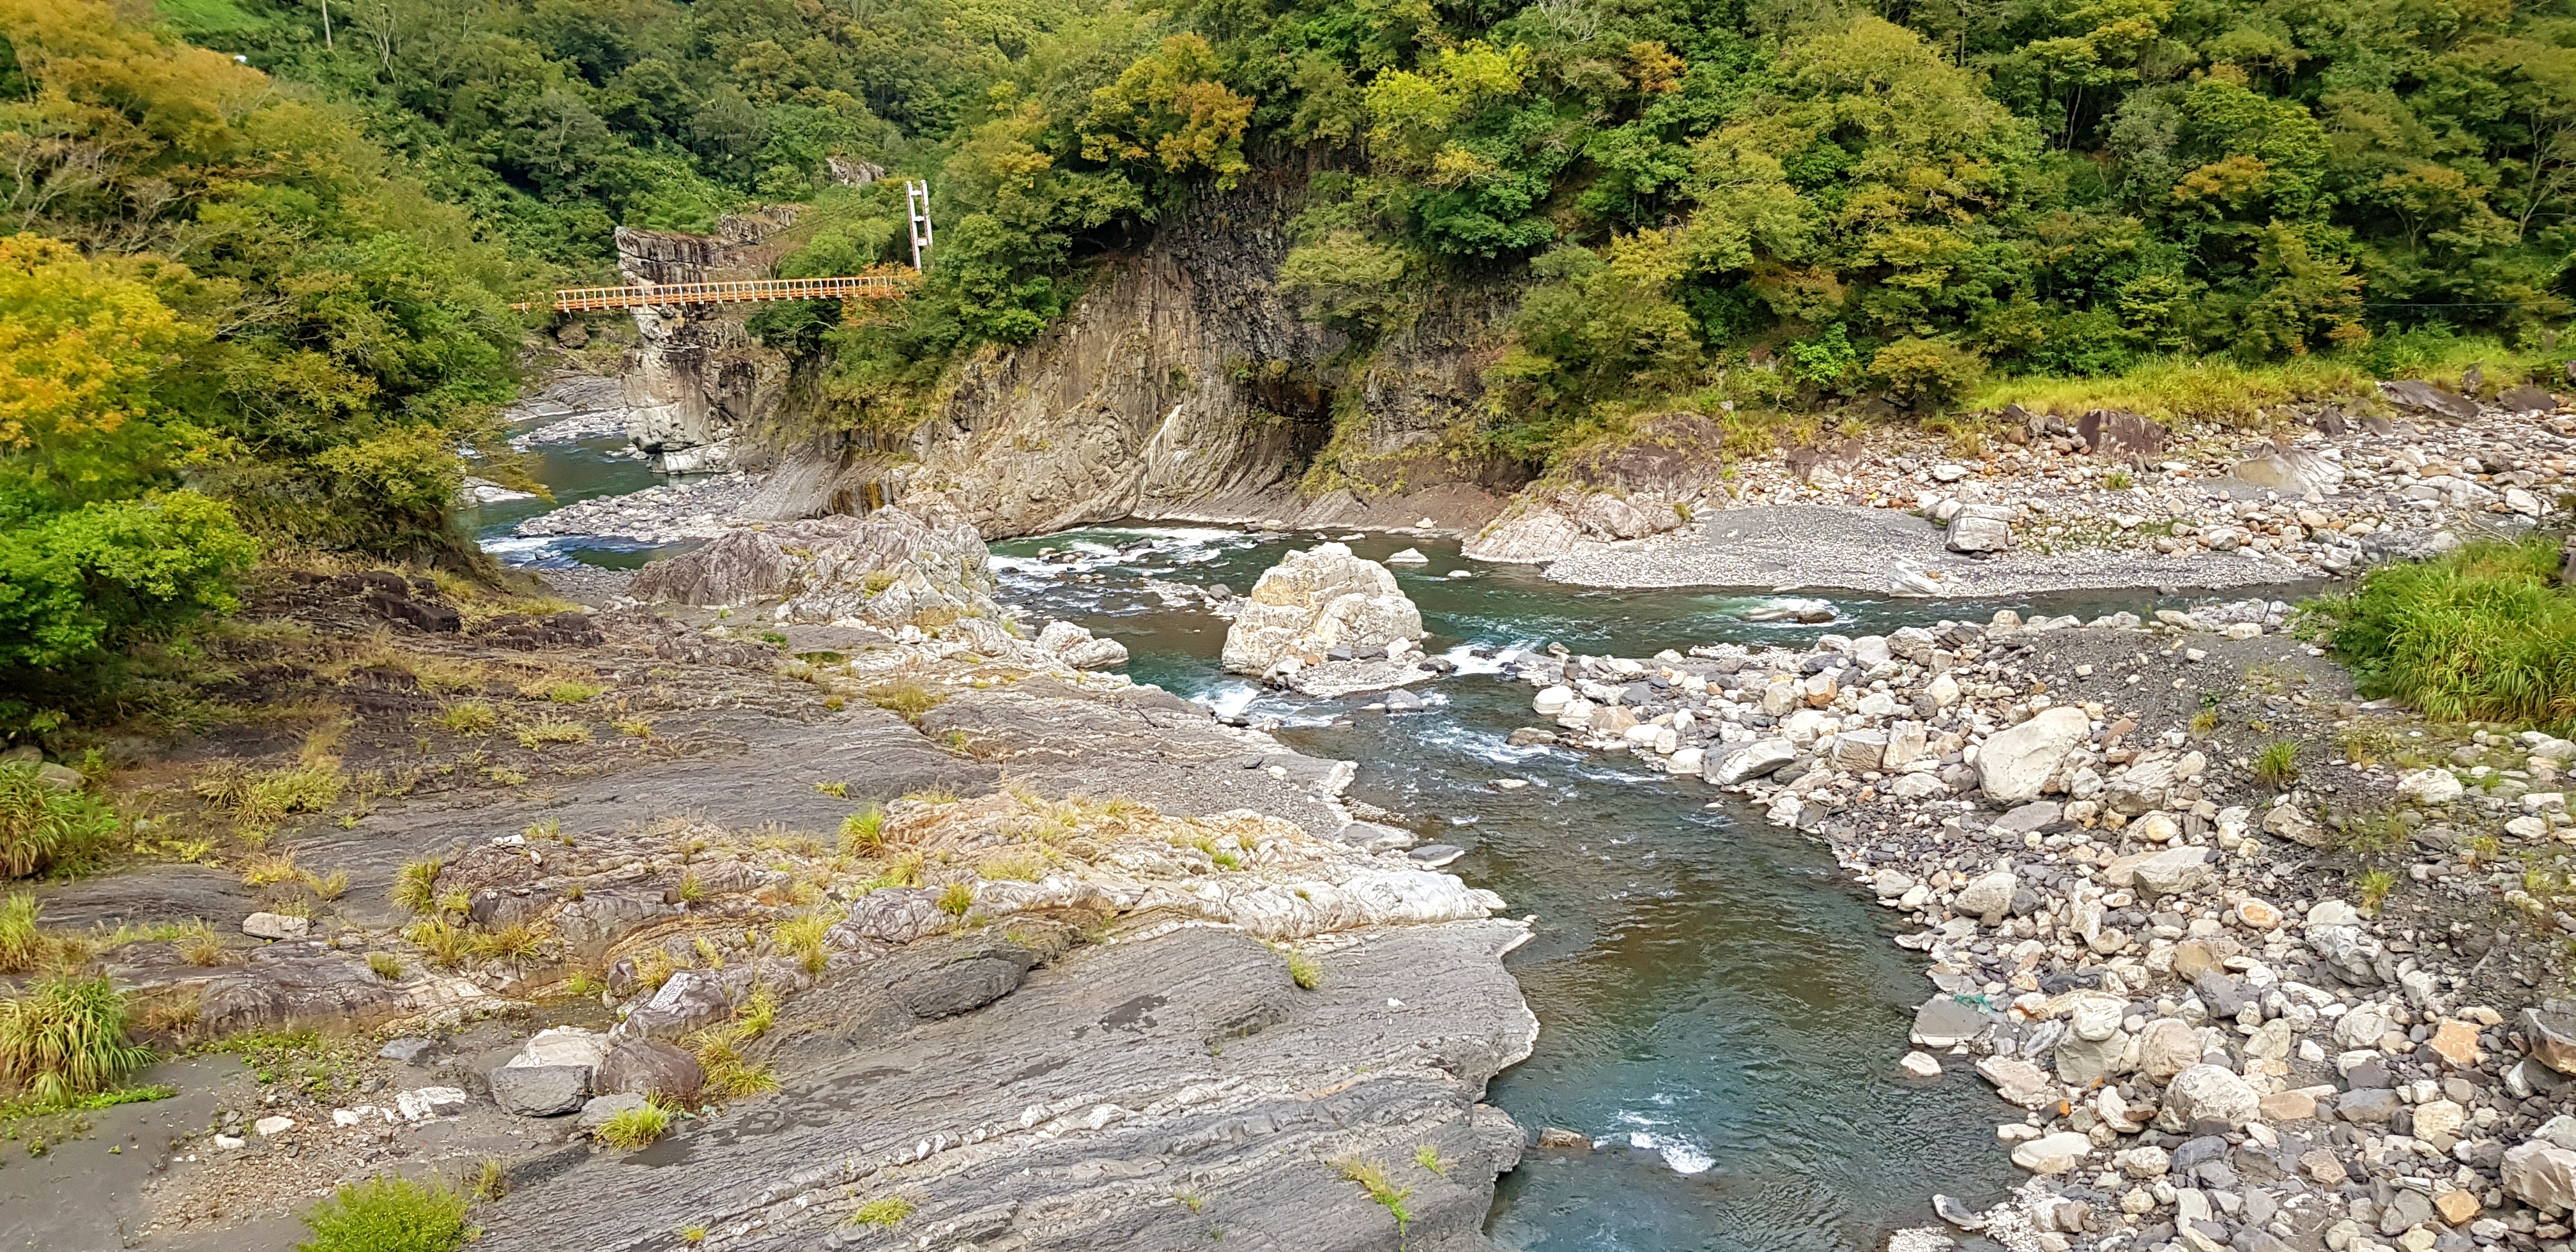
[516, 273, 913, 312]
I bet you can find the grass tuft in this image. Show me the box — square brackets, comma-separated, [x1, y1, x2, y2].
[774, 912, 832, 976]
[849, 1195, 914, 1228]
[935, 880, 974, 916]
[865, 682, 944, 722]
[595, 1101, 671, 1149]
[0, 976, 156, 1107]
[2254, 740, 2302, 789]
[838, 806, 886, 853]
[1333, 1158, 1413, 1234]
[0, 894, 40, 973]
[296, 1173, 470, 1252]
[392, 858, 442, 914]
[1285, 948, 1321, 990]
[367, 952, 404, 981]
[430, 702, 499, 735]
[515, 720, 591, 749]
[0, 763, 119, 879]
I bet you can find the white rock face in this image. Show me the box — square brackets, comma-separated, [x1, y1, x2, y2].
[2397, 768, 2464, 805]
[512, 1027, 610, 1071]
[1977, 706, 2092, 804]
[241, 912, 310, 940]
[2506, 1141, 2576, 1212]
[2161, 1064, 2261, 1130]
[2011, 1131, 2094, 1173]
[1220, 544, 1425, 675]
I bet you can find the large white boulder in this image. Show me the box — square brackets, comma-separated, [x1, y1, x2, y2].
[1220, 544, 1425, 675]
[2161, 1064, 2261, 1130]
[1976, 706, 2091, 804]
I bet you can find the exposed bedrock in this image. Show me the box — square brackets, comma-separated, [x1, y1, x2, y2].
[887, 165, 1527, 539]
[476, 919, 1535, 1251]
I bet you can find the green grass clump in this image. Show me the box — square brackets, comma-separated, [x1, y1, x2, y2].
[849, 1195, 914, 1228]
[1285, 948, 1321, 990]
[0, 763, 119, 879]
[295, 1173, 471, 1252]
[391, 858, 442, 914]
[544, 680, 604, 704]
[0, 975, 155, 1106]
[2330, 537, 2576, 728]
[2358, 866, 2400, 909]
[515, 720, 591, 749]
[429, 702, 498, 735]
[774, 912, 832, 976]
[935, 880, 974, 915]
[839, 805, 886, 853]
[595, 1101, 671, 1149]
[1334, 1158, 1413, 1234]
[367, 952, 404, 981]
[0, 893, 41, 973]
[866, 683, 944, 722]
[2255, 740, 2302, 788]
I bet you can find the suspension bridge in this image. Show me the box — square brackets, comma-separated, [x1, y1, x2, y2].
[515, 178, 937, 314]
[513, 271, 915, 312]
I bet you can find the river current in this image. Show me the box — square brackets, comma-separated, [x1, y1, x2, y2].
[475, 436, 2249, 1249]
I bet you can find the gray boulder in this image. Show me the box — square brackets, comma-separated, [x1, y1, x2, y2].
[490, 1064, 591, 1117]
[597, 1039, 705, 1104]
[2379, 379, 2481, 421]
[1947, 515, 2011, 554]
[619, 968, 732, 1040]
[630, 505, 998, 628]
[1703, 739, 1797, 786]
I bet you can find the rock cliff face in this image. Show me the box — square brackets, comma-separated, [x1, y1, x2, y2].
[616, 208, 804, 473]
[894, 166, 1527, 538]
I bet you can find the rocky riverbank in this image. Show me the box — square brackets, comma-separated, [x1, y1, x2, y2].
[1492, 383, 2568, 597]
[1478, 600, 2576, 1252]
[4, 525, 1536, 1251]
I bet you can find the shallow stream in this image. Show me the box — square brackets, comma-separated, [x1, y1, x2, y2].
[486, 445, 2274, 1249]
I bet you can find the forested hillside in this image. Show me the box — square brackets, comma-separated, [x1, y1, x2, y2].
[5, 0, 2575, 709]
[164, 0, 2576, 428]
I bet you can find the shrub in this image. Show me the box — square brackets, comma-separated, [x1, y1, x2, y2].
[2329, 537, 2576, 728]
[0, 492, 261, 676]
[0, 975, 155, 1106]
[0, 762, 119, 878]
[295, 1174, 470, 1252]
[595, 1101, 671, 1149]
[1869, 336, 1986, 409]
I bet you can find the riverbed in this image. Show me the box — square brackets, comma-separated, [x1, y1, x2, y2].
[480, 451, 2288, 1248]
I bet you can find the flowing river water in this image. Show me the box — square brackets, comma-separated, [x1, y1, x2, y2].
[473, 432, 2278, 1249]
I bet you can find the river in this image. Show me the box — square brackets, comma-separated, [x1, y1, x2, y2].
[477, 444, 2242, 1250]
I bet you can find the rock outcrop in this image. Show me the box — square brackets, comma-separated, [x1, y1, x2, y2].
[900, 169, 1524, 538]
[629, 504, 999, 628]
[614, 209, 805, 472]
[1220, 544, 1425, 675]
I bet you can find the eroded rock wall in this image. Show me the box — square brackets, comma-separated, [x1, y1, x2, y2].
[903, 167, 1526, 538]
[617, 208, 804, 472]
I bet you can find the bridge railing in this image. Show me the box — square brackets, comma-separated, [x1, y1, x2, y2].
[514, 272, 916, 312]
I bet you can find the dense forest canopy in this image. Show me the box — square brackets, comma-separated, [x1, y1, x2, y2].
[3, 0, 2575, 708]
[148, 0, 2576, 411]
